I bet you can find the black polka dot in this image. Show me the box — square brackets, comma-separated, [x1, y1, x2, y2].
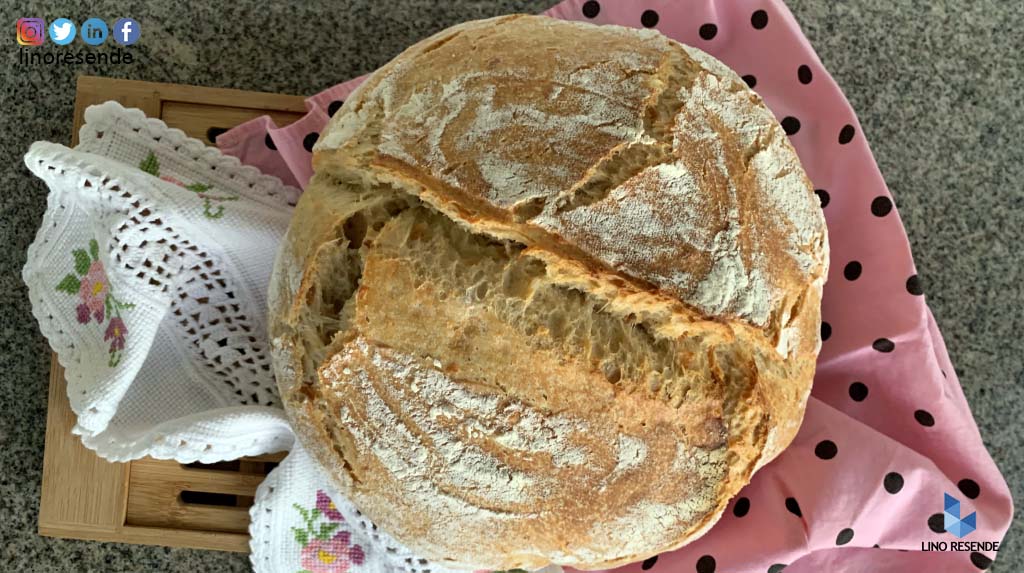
[206, 126, 228, 144]
[781, 116, 801, 135]
[970, 552, 993, 570]
[751, 9, 769, 29]
[733, 496, 750, 517]
[798, 65, 813, 84]
[871, 196, 893, 217]
[815, 189, 830, 208]
[327, 100, 344, 117]
[849, 381, 868, 402]
[742, 74, 757, 88]
[821, 321, 831, 341]
[582, 0, 600, 18]
[839, 124, 856, 144]
[915, 409, 935, 427]
[815, 439, 838, 460]
[699, 23, 718, 40]
[872, 338, 895, 353]
[906, 274, 924, 296]
[264, 133, 277, 151]
[835, 528, 855, 545]
[641, 556, 658, 570]
[767, 564, 786, 573]
[928, 513, 946, 533]
[696, 555, 716, 573]
[303, 132, 319, 153]
[641, 10, 659, 28]
[884, 471, 904, 494]
[958, 479, 981, 499]
[784, 497, 802, 517]
[843, 261, 862, 281]
[873, 544, 880, 548]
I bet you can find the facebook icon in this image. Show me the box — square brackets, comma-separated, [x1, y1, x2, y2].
[113, 18, 140, 46]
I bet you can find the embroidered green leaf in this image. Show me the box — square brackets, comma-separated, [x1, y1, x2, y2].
[108, 351, 122, 367]
[315, 522, 339, 540]
[104, 294, 112, 315]
[310, 509, 322, 521]
[139, 152, 160, 176]
[203, 199, 225, 219]
[89, 239, 99, 260]
[292, 527, 309, 547]
[112, 297, 136, 311]
[292, 503, 311, 523]
[206, 194, 239, 202]
[184, 182, 213, 193]
[72, 249, 91, 275]
[56, 274, 80, 294]
[108, 295, 134, 311]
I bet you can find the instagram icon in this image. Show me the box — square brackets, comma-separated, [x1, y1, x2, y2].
[17, 18, 45, 46]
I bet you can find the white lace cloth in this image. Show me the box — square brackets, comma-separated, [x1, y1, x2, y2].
[22, 101, 471, 573]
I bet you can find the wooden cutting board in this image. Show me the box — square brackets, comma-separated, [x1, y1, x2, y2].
[38, 75, 306, 552]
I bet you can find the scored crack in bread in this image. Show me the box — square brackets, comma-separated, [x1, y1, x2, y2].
[269, 14, 829, 571]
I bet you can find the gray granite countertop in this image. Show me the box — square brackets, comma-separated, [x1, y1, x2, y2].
[1, 1, 1019, 571]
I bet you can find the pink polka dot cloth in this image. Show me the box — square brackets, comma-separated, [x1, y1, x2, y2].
[216, 1, 1013, 571]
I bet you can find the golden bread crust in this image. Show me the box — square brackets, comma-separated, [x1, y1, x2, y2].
[269, 14, 828, 571]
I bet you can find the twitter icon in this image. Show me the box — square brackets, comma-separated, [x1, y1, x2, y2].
[49, 18, 76, 46]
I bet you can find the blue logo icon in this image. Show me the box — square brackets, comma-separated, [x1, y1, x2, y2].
[48, 18, 76, 45]
[113, 18, 140, 45]
[81, 18, 108, 46]
[944, 493, 976, 538]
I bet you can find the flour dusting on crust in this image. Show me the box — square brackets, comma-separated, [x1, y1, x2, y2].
[329, 338, 600, 510]
[321, 336, 727, 564]
[279, 14, 829, 570]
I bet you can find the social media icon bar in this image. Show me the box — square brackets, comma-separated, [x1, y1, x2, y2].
[49, 18, 76, 45]
[113, 18, 140, 45]
[17, 18, 45, 46]
[81, 17, 108, 46]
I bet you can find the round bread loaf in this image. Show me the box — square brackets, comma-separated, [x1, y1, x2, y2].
[269, 14, 828, 571]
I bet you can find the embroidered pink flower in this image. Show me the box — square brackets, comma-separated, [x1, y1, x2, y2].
[349, 542, 365, 566]
[56, 239, 134, 367]
[316, 490, 344, 522]
[160, 174, 186, 187]
[104, 317, 127, 352]
[77, 261, 108, 323]
[300, 531, 365, 573]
